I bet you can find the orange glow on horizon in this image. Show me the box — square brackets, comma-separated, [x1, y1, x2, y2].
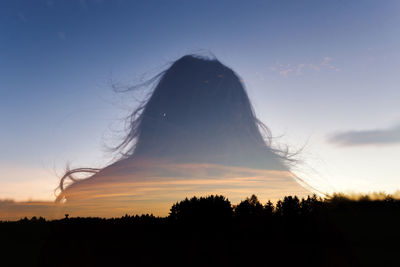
[0, 163, 311, 220]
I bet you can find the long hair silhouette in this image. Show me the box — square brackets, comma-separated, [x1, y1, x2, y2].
[56, 55, 305, 203]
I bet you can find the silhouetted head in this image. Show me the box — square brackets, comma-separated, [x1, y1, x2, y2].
[57, 55, 295, 202]
[117, 55, 288, 169]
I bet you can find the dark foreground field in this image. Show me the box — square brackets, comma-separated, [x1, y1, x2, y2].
[1, 194, 400, 267]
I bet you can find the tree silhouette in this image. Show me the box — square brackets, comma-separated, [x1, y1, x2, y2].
[300, 194, 320, 215]
[276, 196, 301, 216]
[234, 194, 265, 218]
[3, 193, 400, 267]
[169, 195, 233, 225]
[264, 200, 274, 215]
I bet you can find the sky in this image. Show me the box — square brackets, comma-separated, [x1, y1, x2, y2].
[1, 0, 400, 201]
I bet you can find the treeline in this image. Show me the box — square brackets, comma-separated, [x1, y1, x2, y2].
[1, 194, 400, 267]
[10, 193, 400, 223]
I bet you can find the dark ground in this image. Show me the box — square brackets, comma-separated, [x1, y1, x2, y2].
[1, 195, 400, 267]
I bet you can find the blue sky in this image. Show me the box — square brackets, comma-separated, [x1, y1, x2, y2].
[1, 0, 400, 200]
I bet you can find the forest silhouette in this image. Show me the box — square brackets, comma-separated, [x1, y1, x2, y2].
[1, 193, 400, 267]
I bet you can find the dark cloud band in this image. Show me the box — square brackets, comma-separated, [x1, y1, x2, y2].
[328, 124, 400, 146]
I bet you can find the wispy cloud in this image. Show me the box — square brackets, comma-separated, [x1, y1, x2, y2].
[0, 164, 310, 220]
[321, 56, 332, 65]
[328, 124, 400, 146]
[321, 56, 340, 72]
[279, 68, 293, 76]
[296, 64, 305, 75]
[270, 56, 340, 76]
[308, 63, 320, 72]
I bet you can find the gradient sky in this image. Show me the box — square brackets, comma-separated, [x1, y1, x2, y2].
[1, 0, 400, 201]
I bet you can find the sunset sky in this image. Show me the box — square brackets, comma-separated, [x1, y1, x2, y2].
[1, 0, 400, 201]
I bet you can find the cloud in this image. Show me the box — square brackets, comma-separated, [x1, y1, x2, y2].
[279, 68, 292, 76]
[270, 56, 340, 77]
[321, 57, 332, 65]
[296, 64, 305, 75]
[308, 63, 320, 72]
[328, 124, 400, 146]
[0, 164, 310, 220]
[321, 56, 340, 72]
[269, 62, 293, 76]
